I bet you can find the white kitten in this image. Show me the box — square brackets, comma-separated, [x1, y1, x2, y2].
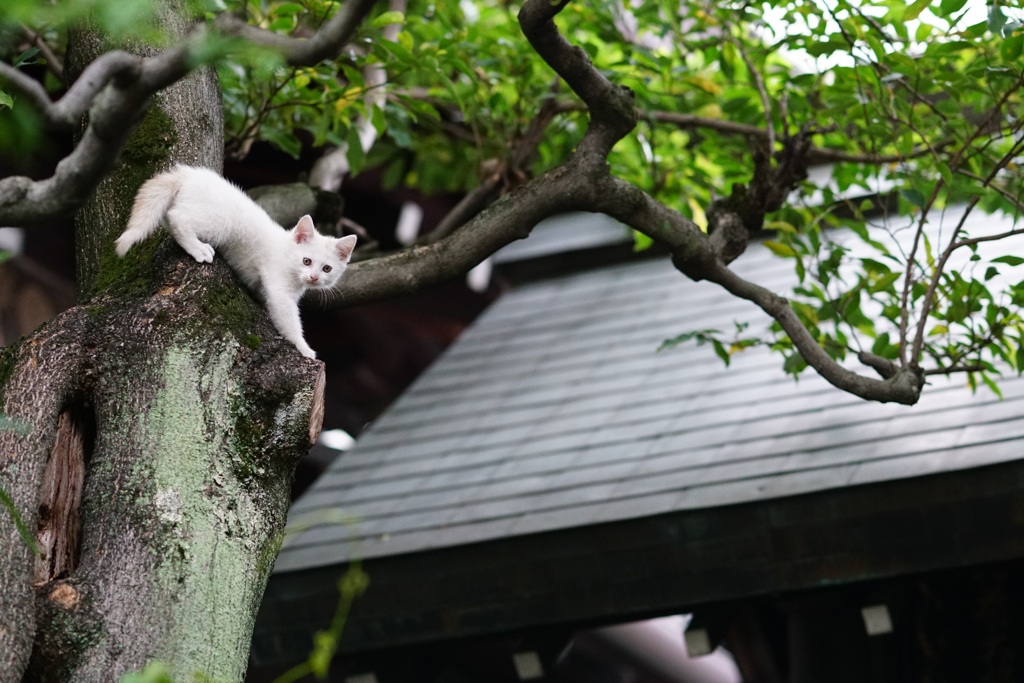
[116, 164, 356, 359]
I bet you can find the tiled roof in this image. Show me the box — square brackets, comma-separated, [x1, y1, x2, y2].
[276, 224, 1024, 573]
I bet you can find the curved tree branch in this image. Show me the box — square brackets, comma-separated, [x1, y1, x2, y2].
[340, 157, 597, 303]
[338, 0, 927, 406]
[401, 90, 948, 169]
[214, 0, 379, 67]
[0, 33, 204, 226]
[577, 173, 923, 404]
[0, 0, 382, 227]
[518, 0, 636, 158]
[0, 50, 141, 130]
[2, 0, 932, 408]
[700, 260, 924, 404]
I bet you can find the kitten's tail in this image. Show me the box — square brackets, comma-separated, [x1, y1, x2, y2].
[115, 168, 184, 257]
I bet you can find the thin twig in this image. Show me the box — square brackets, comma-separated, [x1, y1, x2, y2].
[954, 226, 1024, 250]
[896, 179, 945, 365]
[909, 137, 1024, 363]
[20, 25, 64, 83]
[891, 87, 1021, 363]
[725, 30, 774, 153]
[923, 364, 989, 376]
[907, 193, 981, 361]
[956, 170, 1024, 213]
[215, 0, 378, 67]
[423, 79, 563, 243]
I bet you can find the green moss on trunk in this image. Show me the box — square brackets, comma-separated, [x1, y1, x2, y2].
[123, 105, 178, 166]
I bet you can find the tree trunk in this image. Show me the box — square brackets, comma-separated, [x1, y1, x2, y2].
[0, 2, 323, 680]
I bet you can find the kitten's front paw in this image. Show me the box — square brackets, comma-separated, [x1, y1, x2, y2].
[298, 345, 317, 359]
[189, 242, 216, 263]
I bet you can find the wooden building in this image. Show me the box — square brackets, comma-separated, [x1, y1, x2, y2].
[249, 211, 1024, 682]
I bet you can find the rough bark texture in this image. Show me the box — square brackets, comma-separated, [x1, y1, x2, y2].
[65, 0, 224, 299]
[1, 266, 320, 682]
[0, 2, 323, 680]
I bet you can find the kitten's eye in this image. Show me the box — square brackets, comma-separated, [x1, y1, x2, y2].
[303, 257, 312, 266]
[322, 265, 332, 273]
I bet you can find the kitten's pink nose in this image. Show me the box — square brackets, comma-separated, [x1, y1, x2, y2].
[309, 274, 319, 283]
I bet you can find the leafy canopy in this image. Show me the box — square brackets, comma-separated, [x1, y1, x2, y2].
[3, 0, 1024, 392]
[208, 0, 1024, 391]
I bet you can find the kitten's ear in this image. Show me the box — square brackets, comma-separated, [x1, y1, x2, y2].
[336, 235, 357, 261]
[293, 215, 316, 244]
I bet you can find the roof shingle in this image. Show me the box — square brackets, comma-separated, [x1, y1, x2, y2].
[276, 215, 1024, 572]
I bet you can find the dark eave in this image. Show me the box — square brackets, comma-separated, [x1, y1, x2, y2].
[253, 456, 1024, 661]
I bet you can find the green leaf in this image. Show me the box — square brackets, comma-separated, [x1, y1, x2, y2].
[633, 231, 654, 252]
[272, 3, 305, 17]
[377, 37, 415, 65]
[369, 10, 405, 28]
[345, 126, 367, 175]
[720, 40, 736, 80]
[659, 328, 721, 352]
[261, 127, 302, 159]
[905, 0, 932, 22]
[900, 188, 926, 208]
[963, 21, 989, 38]
[13, 47, 43, 68]
[268, 16, 296, 32]
[868, 271, 902, 293]
[711, 339, 730, 366]
[764, 220, 797, 234]
[866, 34, 886, 62]
[871, 332, 895, 358]
[1000, 34, 1024, 62]
[993, 256, 1024, 266]
[989, 5, 1008, 34]
[783, 353, 808, 376]
[922, 232, 935, 270]
[981, 372, 1003, 398]
[806, 38, 847, 57]
[764, 240, 797, 258]
[0, 91, 13, 110]
[938, 0, 969, 17]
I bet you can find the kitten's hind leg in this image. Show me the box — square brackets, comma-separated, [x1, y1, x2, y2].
[166, 208, 216, 263]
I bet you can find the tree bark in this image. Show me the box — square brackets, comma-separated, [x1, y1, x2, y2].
[0, 1, 324, 680]
[65, 0, 224, 299]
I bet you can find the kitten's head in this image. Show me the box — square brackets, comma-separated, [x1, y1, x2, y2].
[290, 215, 357, 291]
